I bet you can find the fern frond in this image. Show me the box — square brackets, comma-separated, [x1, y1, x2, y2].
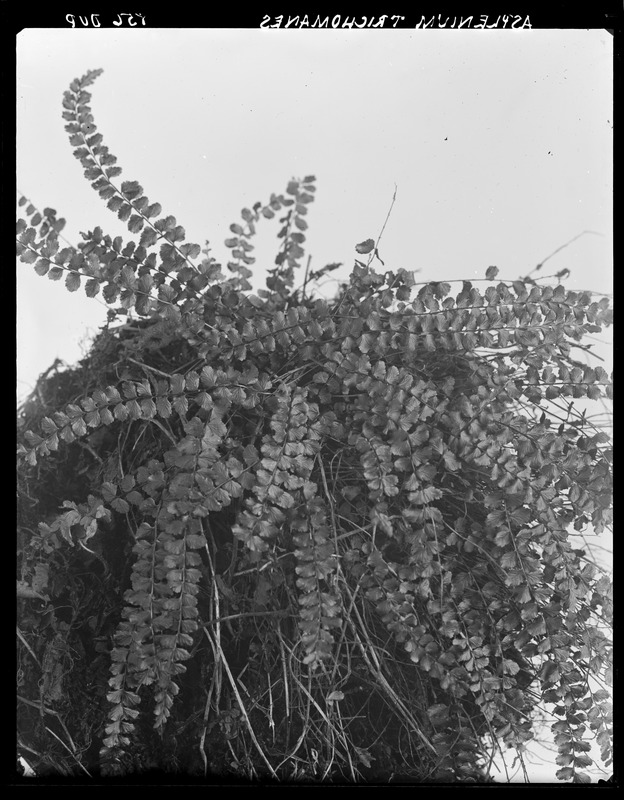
[293, 497, 341, 667]
[18, 68, 613, 781]
[17, 365, 264, 466]
[62, 70, 203, 277]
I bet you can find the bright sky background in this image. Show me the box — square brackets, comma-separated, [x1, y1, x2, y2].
[16, 27, 613, 782]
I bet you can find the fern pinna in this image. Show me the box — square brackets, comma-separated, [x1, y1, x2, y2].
[17, 69, 612, 782]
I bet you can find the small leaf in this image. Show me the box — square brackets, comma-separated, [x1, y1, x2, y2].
[355, 239, 375, 255]
[121, 180, 143, 200]
[128, 215, 144, 234]
[145, 202, 162, 218]
[34, 259, 51, 276]
[101, 481, 118, 502]
[118, 203, 132, 222]
[107, 196, 124, 213]
[20, 249, 38, 265]
[485, 265, 499, 281]
[65, 272, 81, 292]
[139, 228, 158, 247]
[111, 498, 130, 514]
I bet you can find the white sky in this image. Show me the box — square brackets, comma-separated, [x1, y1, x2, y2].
[16, 28, 613, 782]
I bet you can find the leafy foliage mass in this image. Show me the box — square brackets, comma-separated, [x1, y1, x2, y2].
[17, 69, 613, 782]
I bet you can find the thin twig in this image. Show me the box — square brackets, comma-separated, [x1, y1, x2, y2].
[203, 531, 277, 779]
[301, 254, 312, 302]
[367, 183, 398, 269]
[125, 357, 173, 380]
[199, 626, 221, 776]
[529, 230, 604, 275]
[147, 417, 177, 445]
[375, 184, 398, 252]
[341, 582, 437, 757]
[202, 609, 289, 627]
[16, 628, 41, 669]
[44, 727, 92, 778]
[203, 625, 278, 779]
[75, 440, 104, 464]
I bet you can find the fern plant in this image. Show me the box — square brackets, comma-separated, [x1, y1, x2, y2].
[17, 69, 612, 782]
